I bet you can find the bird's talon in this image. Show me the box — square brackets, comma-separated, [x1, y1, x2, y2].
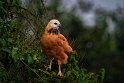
[46, 67, 51, 71]
[57, 71, 63, 77]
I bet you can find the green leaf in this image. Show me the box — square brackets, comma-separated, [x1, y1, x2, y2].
[33, 53, 38, 61]
[1, 48, 11, 53]
[7, 38, 13, 43]
[11, 47, 18, 62]
[69, 54, 75, 61]
[0, 38, 6, 46]
[28, 55, 33, 64]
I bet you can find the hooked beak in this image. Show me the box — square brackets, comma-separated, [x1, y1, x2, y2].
[58, 24, 62, 28]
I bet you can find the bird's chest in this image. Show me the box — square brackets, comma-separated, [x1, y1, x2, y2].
[41, 34, 58, 48]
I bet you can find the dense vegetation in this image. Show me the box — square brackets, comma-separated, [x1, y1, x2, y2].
[0, 0, 105, 83]
[0, 0, 124, 83]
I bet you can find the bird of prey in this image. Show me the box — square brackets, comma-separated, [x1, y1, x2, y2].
[40, 19, 74, 76]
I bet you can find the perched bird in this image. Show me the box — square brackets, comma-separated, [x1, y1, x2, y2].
[40, 19, 74, 76]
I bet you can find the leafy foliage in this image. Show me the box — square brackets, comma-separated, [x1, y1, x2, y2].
[0, 0, 106, 83]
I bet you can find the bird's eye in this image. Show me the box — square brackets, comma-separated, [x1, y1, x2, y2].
[54, 23, 57, 25]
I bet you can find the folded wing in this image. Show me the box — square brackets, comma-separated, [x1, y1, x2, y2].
[57, 34, 73, 54]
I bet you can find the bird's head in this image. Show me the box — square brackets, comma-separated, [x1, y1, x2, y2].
[45, 19, 62, 34]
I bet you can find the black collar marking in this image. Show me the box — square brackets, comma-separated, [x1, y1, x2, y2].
[48, 28, 60, 34]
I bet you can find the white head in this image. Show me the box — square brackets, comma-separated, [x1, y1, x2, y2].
[46, 19, 62, 31]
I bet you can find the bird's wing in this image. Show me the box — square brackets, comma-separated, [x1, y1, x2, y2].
[57, 34, 73, 54]
[58, 34, 67, 41]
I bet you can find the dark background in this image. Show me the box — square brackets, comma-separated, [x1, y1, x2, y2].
[0, 0, 124, 83]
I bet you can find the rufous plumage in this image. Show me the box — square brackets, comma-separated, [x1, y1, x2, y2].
[40, 19, 74, 76]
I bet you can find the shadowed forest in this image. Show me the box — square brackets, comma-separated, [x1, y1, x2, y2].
[0, 0, 124, 83]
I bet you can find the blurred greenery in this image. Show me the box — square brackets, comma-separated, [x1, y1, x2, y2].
[0, 0, 124, 83]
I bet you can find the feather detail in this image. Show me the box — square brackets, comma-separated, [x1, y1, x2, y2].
[40, 19, 74, 65]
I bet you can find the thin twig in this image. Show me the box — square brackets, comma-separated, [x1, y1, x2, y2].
[20, 60, 41, 78]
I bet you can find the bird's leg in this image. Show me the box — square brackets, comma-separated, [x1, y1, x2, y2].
[48, 59, 52, 71]
[57, 65, 63, 76]
[47, 58, 54, 71]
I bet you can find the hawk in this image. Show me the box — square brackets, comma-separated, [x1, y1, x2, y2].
[40, 19, 74, 76]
